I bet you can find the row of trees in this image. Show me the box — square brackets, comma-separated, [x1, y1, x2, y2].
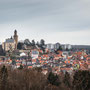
[0, 65, 90, 90]
[17, 39, 45, 50]
[17, 39, 63, 54]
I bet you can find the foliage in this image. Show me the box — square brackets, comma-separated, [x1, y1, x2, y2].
[47, 72, 60, 86]
[0, 65, 90, 90]
[0, 65, 8, 90]
[58, 46, 62, 51]
[66, 48, 69, 51]
[12, 60, 16, 65]
[31, 40, 35, 46]
[73, 70, 90, 90]
[40, 39, 45, 46]
[0, 45, 6, 56]
[24, 39, 31, 46]
[17, 42, 24, 50]
[18, 65, 23, 69]
[63, 72, 71, 88]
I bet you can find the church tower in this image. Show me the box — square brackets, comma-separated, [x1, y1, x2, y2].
[14, 30, 18, 49]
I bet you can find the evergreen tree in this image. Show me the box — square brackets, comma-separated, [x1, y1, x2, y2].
[66, 48, 69, 51]
[73, 70, 90, 90]
[0, 65, 8, 90]
[40, 39, 45, 46]
[18, 65, 23, 69]
[58, 46, 62, 51]
[36, 41, 40, 47]
[24, 39, 31, 46]
[63, 72, 71, 88]
[32, 40, 35, 46]
[47, 72, 60, 86]
[17, 42, 24, 50]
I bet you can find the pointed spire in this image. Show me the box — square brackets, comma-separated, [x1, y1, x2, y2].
[14, 29, 17, 35]
[11, 36, 13, 39]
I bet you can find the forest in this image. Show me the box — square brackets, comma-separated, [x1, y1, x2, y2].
[0, 65, 90, 90]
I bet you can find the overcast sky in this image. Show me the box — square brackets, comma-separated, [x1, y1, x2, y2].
[0, 0, 90, 45]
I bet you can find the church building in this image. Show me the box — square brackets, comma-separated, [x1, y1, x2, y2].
[2, 30, 18, 51]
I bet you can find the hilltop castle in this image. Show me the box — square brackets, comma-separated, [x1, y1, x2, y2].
[2, 30, 18, 51]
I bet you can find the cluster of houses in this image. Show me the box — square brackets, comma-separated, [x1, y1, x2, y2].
[0, 47, 90, 75]
[0, 30, 90, 75]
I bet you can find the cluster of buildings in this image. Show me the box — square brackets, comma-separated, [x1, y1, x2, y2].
[46, 43, 72, 51]
[2, 30, 18, 51]
[0, 30, 90, 75]
[0, 47, 90, 75]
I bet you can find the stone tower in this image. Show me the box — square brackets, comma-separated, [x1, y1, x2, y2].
[14, 30, 18, 49]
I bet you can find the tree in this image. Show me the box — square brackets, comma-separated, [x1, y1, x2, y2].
[58, 46, 62, 51]
[7, 44, 13, 60]
[83, 63, 88, 69]
[47, 72, 60, 86]
[63, 72, 71, 88]
[0, 66, 8, 90]
[18, 65, 23, 69]
[24, 39, 31, 46]
[0, 45, 6, 56]
[66, 48, 69, 51]
[31, 40, 35, 46]
[73, 70, 90, 90]
[55, 45, 62, 54]
[36, 41, 40, 47]
[34, 67, 42, 72]
[40, 39, 45, 46]
[12, 60, 16, 65]
[17, 42, 24, 50]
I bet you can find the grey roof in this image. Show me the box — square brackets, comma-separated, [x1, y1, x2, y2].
[6, 38, 14, 43]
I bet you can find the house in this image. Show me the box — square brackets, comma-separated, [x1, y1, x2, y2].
[31, 50, 39, 59]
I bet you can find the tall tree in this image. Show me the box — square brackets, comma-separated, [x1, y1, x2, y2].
[63, 72, 71, 88]
[24, 39, 31, 46]
[40, 39, 45, 46]
[36, 41, 40, 47]
[47, 72, 60, 86]
[0, 66, 8, 90]
[73, 70, 90, 90]
[32, 40, 35, 46]
[17, 42, 24, 50]
[0, 45, 6, 56]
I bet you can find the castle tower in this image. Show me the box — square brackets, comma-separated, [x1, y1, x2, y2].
[14, 30, 18, 49]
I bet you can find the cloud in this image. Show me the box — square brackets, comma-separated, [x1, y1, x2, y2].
[43, 29, 90, 45]
[0, 0, 90, 44]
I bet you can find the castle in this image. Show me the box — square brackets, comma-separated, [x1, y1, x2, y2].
[2, 30, 18, 51]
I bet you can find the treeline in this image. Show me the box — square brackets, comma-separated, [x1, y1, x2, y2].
[0, 65, 90, 90]
[17, 39, 45, 50]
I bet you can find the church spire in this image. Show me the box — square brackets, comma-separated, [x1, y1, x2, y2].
[14, 30, 18, 49]
[14, 29, 17, 35]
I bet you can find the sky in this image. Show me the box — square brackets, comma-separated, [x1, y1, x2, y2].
[0, 0, 90, 45]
